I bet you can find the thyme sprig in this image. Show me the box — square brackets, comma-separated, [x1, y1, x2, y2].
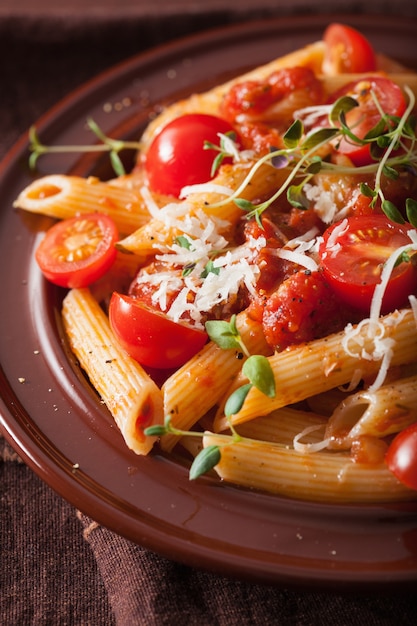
[204, 131, 241, 177]
[145, 415, 242, 480]
[28, 118, 143, 176]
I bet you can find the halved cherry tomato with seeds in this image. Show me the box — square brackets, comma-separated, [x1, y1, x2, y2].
[109, 293, 208, 369]
[35, 213, 118, 288]
[318, 215, 417, 314]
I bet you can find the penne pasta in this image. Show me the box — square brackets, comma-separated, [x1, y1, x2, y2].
[62, 287, 164, 454]
[222, 407, 327, 444]
[218, 309, 417, 427]
[202, 433, 415, 503]
[13, 174, 151, 234]
[325, 375, 417, 449]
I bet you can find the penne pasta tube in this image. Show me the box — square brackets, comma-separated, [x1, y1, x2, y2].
[325, 375, 417, 449]
[62, 287, 163, 455]
[202, 433, 415, 503]
[220, 308, 417, 426]
[13, 174, 151, 234]
[225, 407, 327, 445]
[160, 312, 272, 452]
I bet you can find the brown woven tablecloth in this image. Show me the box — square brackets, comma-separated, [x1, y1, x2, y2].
[2, 2, 417, 624]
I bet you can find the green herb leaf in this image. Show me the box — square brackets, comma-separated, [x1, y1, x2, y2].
[305, 156, 322, 175]
[283, 119, 303, 149]
[175, 235, 192, 249]
[382, 165, 399, 181]
[205, 315, 242, 351]
[182, 262, 196, 277]
[382, 200, 405, 224]
[363, 117, 387, 141]
[224, 383, 253, 416]
[200, 260, 220, 278]
[329, 96, 358, 125]
[189, 445, 221, 480]
[360, 182, 377, 199]
[144, 424, 169, 437]
[287, 183, 309, 210]
[234, 198, 256, 212]
[87, 117, 107, 142]
[393, 249, 412, 267]
[406, 198, 417, 227]
[109, 151, 126, 177]
[211, 152, 225, 177]
[301, 128, 339, 152]
[242, 355, 276, 398]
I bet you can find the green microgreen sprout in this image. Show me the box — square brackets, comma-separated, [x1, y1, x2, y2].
[144, 414, 241, 480]
[205, 314, 250, 357]
[207, 86, 417, 228]
[204, 131, 240, 177]
[205, 317, 276, 404]
[28, 118, 144, 176]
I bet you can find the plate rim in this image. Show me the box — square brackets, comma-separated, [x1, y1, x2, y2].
[1, 13, 417, 591]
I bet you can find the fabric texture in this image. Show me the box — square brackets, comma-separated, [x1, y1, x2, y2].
[1, 2, 417, 624]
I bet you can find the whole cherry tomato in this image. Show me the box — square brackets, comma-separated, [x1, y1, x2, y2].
[144, 113, 239, 197]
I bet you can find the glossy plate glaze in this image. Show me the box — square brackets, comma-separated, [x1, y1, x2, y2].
[1, 15, 417, 590]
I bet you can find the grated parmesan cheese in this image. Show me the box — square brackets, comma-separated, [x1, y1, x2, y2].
[179, 182, 234, 199]
[293, 424, 331, 454]
[341, 229, 417, 392]
[132, 202, 266, 327]
[304, 183, 362, 225]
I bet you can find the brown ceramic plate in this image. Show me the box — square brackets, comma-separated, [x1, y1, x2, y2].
[1, 15, 417, 591]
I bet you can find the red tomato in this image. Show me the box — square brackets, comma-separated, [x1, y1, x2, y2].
[108, 292, 208, 369]
[386, 423, 417, 491]
[323, 23, 377, 74]
[261, 270, 347, 351]
[319, 215, 417, 314]
[144, 113, 239, 198]
[328, 77, 407, 165]
[35, 214, 118, 288]
[221, 67, 323, 123]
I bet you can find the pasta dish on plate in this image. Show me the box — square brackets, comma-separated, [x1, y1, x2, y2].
[13, 23, 417, 504]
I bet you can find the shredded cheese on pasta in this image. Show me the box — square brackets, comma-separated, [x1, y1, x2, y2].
[341, 229, 417, 392]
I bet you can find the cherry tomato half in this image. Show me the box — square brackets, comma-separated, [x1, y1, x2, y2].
[386, 423, 417, 491]
[318, 215, 417, 314]
[328, 76, 407, 166]
[144, 113, 239, 198]
[35, 213, 118, 288]
[109, 292, 208, 369]
[323, 23, 377, 74]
